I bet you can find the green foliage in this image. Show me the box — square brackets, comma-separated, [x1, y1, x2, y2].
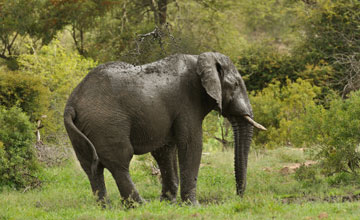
[236, 0, 301, 44]
[237, 43, 334, 94]
[0, 0, 67, 61]
[0, 0, 305, 65]
[0, 106, 39, 189]
[18, 40, 97, 136]
[296, 0, 360, 95]
[251, 78, 321, 148]
[289, 104, 326, 148]
[85, 0, 246, 63]
[168, 0, 246, 58]
[237, 0, 360, 96]
[295, 90, 360, 174]
[203, 111, 233, 152]
[294, 165, 322, 187]
[238, 44, 303, 92]
[0, 0, 111, 60]
[0, 0, 41, 58]
[0, 69, 50, 121]
[46, 0, 111, 56]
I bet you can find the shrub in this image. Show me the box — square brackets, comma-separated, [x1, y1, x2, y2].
[18, 40, 97, 137]
[296, 0, 360, 95]
[0, 69, 50, 122]
[294, 164, 323, 187]
[292, 90, 360, 175]
[0, 106, 40, 189]
[237, 44, 304, 92]
[250, 78, 321, 148]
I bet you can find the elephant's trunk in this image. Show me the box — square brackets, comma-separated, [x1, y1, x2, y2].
[230, 117, 253, 196]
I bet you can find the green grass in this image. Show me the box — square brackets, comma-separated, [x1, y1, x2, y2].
[1, 148, 360, 219]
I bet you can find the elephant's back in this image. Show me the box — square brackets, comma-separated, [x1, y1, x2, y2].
[66, 55, 198, 112]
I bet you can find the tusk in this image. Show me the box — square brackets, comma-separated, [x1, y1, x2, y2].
[244, 116, 267, 131]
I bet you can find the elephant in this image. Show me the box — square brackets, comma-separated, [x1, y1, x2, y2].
[63, 52, 266, 206]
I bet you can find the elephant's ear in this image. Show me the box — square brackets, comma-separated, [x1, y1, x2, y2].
[197, 52, 222, 111]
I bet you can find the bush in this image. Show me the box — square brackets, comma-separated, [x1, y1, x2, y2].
[0, 69, 50, 122]
[18, 40, 97, 137]
[296, 90, 360, 175]
[294, 165, 323, 187]
[296, 0, 360, 95]
[0, 106, 40, 189]
[237, 44, 304, 92]
[250, 78, 321, 148]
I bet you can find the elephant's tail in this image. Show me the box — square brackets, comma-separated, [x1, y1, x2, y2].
[64, 106, 99, 177]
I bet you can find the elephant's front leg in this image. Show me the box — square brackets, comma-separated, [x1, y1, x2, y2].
[151, 144, 179, 203]
[176, 123, 203, 205]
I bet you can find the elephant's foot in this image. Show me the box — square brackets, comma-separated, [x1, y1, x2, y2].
[160, 192, 177, 204]
[181, 198, 200, 206]
[181, 192, 200, 206]
[97, 198, 112, 209]
[122, 196, 146, 209]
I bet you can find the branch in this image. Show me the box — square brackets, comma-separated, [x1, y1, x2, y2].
[149, 0, 159, 25]
[194, 0, 219, 12]
[158, 0, 168, 25]
[0, 35, 9, 58]
[80, 27, 84, 55]
[121, 0, 128, 33]
[71, 25, 85, 55]
[214, 137, 229, 145]
[7, 32, 19, 55]
[0, 53, 10, 60]
[137, 27, 160, 40]
[72, 25, 79, 48]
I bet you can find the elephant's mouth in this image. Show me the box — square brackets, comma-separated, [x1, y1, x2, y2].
[243, 115, 267, 131]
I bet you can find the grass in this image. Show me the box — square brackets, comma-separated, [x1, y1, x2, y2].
[1, 147, 360, 219]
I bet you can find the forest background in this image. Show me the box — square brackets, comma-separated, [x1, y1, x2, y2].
[1, 0, 360, 218]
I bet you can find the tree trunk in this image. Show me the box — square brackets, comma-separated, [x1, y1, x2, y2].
[158, 0, 167, 25]
[149, 0, 168, 26]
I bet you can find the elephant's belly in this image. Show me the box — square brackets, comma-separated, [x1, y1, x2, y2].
[132, 142, 172, 155]
[131, 135, 174, 155]
[130, 121, 174, 155]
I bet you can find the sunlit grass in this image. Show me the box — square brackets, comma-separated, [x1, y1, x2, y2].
[1, 147, 360, 219]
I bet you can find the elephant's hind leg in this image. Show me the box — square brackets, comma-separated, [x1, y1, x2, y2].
[102, 140, 144, 206]
[151, 145, 179, 203]
[77, 156, 107, 205]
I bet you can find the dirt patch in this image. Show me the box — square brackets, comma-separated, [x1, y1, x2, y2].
[281, 193, 360, 204]
[263, 161, 318, 175]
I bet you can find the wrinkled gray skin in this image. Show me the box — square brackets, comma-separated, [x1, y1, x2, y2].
[64, 52, 256, 205]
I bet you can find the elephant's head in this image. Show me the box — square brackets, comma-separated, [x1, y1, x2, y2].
[197, 52, 266, 195]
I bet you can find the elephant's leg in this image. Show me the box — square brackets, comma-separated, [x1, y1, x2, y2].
[77, 156, 107, 204]
[176, 122, 202, 205]
[102, 141, 144, 205]
[151, 145, 179, 203]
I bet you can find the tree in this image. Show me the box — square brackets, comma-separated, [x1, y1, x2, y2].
[41, 0, 112, 56]
[298, 0, 360, 97]
[0, 0, 68, 63]
[0, 0, 40, 60]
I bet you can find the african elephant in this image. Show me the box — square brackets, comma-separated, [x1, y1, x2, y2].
[64, 52, 266, 205]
